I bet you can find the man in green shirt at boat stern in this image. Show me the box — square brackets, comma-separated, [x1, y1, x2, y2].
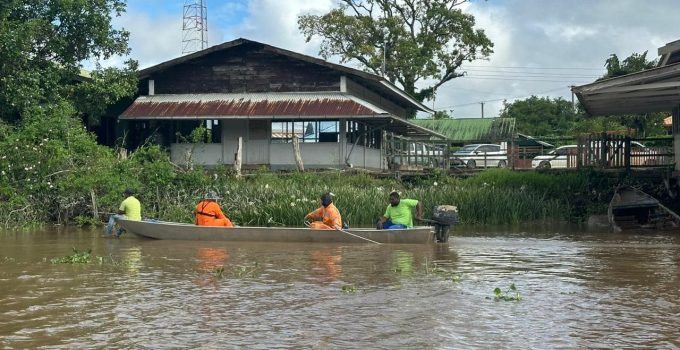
[105, 188, 142, 238]
[377, 191, 423, 229]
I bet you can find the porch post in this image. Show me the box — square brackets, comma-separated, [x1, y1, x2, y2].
[673, 105, 680, 173]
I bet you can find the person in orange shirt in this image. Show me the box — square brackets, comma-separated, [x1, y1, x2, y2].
[195, 191, 234, 227]
[305, 192, 342, 230]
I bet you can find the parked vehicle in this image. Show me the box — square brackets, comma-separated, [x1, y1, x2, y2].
[531, 145, 578, 169]
[532, 141, 661, 169]
[451, 144, 507, 169]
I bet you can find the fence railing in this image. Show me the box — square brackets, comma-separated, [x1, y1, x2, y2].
[577, 135, 674, 169]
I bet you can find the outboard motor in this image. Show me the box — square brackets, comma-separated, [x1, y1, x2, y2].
[431, 205, 459, 243]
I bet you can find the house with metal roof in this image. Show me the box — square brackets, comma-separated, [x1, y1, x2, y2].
[115, 38, 445, 171]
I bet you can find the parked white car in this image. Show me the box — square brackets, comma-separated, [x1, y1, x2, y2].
[533, 142, 660, 169]
[531, 145, 578, 169]
[451, 144, 508, 169]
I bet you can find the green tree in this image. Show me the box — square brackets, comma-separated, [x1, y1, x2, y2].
[298, 0, 493, 106]
[499, 96, 578, 137]
[592, 51, 665, 137]
[601, 51, 656, 80]
[0, 0, 137, 123]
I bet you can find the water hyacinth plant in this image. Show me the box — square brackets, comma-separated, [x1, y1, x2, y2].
[493, 283, 522, 302]
[51, 248, 93, 264]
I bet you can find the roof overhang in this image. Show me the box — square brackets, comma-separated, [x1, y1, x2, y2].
[119, 92, 445, 139]
[572, 62, 680, 115]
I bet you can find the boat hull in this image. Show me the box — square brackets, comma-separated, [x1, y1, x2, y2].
[608, 187, 680, 232]
[118, 219, 435, 244]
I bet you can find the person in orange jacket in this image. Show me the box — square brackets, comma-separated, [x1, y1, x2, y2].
[305, 192, 342, 230]
[195, 191, 234, 227]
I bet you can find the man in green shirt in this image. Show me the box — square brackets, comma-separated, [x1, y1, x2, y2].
[106, 188, 142, 237]
[377, 192, 423, 229]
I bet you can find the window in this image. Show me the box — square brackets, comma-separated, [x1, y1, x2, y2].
[271, 121, 339, 143]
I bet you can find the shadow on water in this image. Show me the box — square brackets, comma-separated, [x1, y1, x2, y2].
[1, 225, 680, 348]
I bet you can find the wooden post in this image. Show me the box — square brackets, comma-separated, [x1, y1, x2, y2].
[235, 136, 242, 177]
[90, 190, 98, 219]
[292, 136, 304, 171]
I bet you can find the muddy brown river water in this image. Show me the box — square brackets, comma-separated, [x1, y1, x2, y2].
[1, 226, 679, 349]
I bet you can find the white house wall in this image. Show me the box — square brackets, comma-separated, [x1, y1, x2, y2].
[170, 119, 384, 170]
[221, 120, 249, 165]
[170, 143, 223, 165]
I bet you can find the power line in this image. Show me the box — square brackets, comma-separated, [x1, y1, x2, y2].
[461, 65, 605, 71]
[435, 86, 569, 110]
[458, 76, 593, 83]
[460, 69, 600, 78]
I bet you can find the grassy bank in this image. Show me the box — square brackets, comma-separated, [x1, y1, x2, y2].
[0, 113, 617, 228]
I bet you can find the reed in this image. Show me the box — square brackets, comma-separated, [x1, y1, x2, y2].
[145, 169, 585, 227]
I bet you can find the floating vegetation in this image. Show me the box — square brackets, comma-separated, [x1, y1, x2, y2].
[1, 256, 15, 263]
[235, 263, 260, 278]
[493, 283, 522, 302]
[51, 248, 92, 264]
[50, 248, 126, 266]
[96, 254, 126, 266]
[341, 284, 357, 294]
[212, 266, 225, 279]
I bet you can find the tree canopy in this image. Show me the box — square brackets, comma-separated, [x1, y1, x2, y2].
[601, 51, 657, 80]
[298, 0, 493, 105]
[499, 96, 578, 137]
[595, 51, 665, 137]
[0, 0, 137, 124]
[504, 51, 666, 138]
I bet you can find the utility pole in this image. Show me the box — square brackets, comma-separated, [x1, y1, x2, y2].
[570, 85, 576, 110]
[182, 0, 208, 54]
[480, 102, 485, 118]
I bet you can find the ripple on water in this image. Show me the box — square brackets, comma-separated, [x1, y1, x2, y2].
[1, 230, 680, 348]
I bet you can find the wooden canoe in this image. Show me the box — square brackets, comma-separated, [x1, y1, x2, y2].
[608, 186, 680, 232]
[117, 219, 435, 244]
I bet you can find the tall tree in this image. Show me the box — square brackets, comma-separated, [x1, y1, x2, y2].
[601, 51, 656, 80]
[298, 0, 493, 106]
[499, 96, 578, 137]
[594, 51, 665, 137]
[0, 0, 137, 123]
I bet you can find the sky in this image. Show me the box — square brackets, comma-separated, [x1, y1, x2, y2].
[103, 0, 680, 118]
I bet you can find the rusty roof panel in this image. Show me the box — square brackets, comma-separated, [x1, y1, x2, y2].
[120, 93, 387, 119]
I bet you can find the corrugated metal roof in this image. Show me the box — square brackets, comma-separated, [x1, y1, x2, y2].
[412, 118, 516, 142]
[120, 93, 389, 119]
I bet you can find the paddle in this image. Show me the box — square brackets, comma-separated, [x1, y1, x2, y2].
[305, 220, 381, 245]
[334, 226, 382, 245]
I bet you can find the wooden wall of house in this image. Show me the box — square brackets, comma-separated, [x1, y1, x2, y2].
[139, 43, 341, 95]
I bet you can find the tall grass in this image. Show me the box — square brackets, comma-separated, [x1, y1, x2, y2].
[146, 169, 590, 227]
[0, 116, 606, 229]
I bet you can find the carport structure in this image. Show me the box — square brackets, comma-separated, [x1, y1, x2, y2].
[572, 39, 680, 176]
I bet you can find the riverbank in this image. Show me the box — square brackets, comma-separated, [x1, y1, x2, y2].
[2, 116, 672, 228]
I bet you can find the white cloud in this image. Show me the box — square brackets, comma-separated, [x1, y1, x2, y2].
[102, 0, 680, 119]
[233, 0, 335, 55]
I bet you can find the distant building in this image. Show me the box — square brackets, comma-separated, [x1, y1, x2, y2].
[109, 38, 444, 171]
